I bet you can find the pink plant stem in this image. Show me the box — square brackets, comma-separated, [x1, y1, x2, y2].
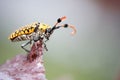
[0, 40, 47, 80]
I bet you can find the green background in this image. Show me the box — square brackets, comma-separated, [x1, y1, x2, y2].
[0, 0, 120, 80]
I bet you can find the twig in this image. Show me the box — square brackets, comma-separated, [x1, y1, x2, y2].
[0, 40, 47, 80]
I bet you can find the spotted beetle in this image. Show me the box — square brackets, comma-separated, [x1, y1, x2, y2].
[8, 16, 76, 52]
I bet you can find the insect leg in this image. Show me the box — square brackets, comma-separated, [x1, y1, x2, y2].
[21, 40, 32, 52]
[43, 41, 48, 51]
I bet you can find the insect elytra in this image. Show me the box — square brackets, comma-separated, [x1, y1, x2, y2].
[9, 22, 51, 42]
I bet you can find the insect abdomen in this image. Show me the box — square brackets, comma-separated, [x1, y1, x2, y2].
[9, 22, 39, 42]
[11, 34, 33, 42]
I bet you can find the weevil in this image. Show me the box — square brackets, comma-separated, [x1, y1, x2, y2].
[8, 16, 76, 52]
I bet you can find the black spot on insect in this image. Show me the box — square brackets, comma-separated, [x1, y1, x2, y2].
[41, 28, 43, 30]
[27, 29, 29, 33]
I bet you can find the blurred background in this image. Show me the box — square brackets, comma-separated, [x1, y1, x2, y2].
[0, 0, 120, 80]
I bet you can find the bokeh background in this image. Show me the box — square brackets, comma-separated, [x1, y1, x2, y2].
[0, 0, 120, 80]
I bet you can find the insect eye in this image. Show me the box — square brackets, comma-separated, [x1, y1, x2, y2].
[45, 28, 51, 34]
[47, 28, 51, 33]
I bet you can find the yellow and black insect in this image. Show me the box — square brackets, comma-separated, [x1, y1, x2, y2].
[8, 16, 76, 52]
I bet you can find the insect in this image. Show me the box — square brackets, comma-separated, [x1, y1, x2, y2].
[8, 16, 76, 52]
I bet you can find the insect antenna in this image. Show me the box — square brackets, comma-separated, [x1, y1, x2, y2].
[49, 16, 67, 33]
